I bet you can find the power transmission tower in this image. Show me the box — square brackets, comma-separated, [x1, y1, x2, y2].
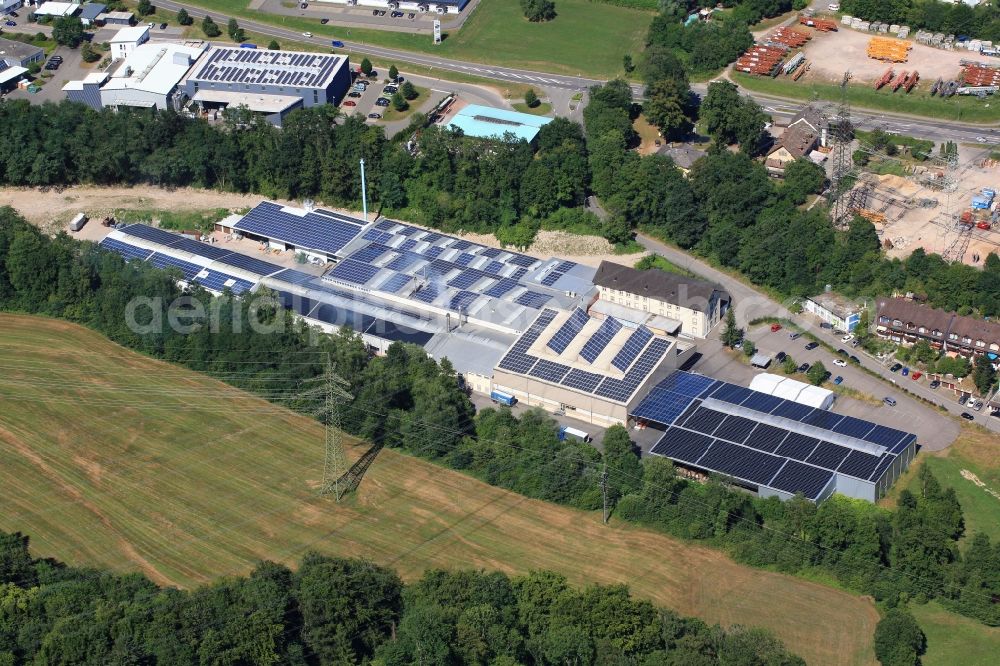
[829, 71, 855, 226]
[301, 357, 353, 500]
[600, 467, 609, 524]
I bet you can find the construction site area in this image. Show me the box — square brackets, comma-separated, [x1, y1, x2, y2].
[841, 147, 1000, 266]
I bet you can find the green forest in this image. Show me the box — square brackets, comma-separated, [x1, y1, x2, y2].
[841, 0, 1000, 42]
[0, 530, 807, 665]
[1, 208, 999, 641]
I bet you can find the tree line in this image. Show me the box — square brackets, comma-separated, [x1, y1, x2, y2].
[1, 207, 999, 637]
[0, 531, 806, 665]
[842, 0, 1000, 42]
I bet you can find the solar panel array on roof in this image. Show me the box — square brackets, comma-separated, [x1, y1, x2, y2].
[579, 317, 622, 363]
[116, 224, 285, 277]
[233, 202, 364, 256]
[538, 259, 578, 287]
[611, 326, 653, 372]
[336, 217, 552, 315]
[496, 310, 671, 404]
[638, 370, 917, 500]
[326, 259, 380, 286]
[148, 253, 201, 280]
[189, 47, 344, 89]
[99, 237, 154, 262]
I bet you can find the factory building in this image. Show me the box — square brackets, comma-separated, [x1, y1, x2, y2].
[63, 39, 207, 111]
[592, 261, 729, 339]
[182, 47, 351, 127]
[634, 371, 917, 502]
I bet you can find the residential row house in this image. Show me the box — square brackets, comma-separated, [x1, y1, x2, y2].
[876, 296, 1000, 362]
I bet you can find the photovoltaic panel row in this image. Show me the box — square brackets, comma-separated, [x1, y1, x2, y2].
[233, 202, 364, 255]
[413, 283, 439, 304]
[270, 268, 317, 286]
[658, 371, 718, 399]
[868, 454, 896, 483]
[769, 461, 834, 500]
[713, 414, 758, 445]
[650, 428, 713, 465]
[379, 273, 412, 294]
[448, 269, 490, 290]
[546, 308, 590, 354]
[832, 415, 877, 439]
[99, 237, 154, 262]
[630, 387, 698, 426]
[775, 432, 820, 461]
[611, 326, 653, 372]
[679, 406, 727, 436]
[698, 439, 786, 486]
[449, 290, 478, 312]
[594, 338, 669, 403]
[148, 253, 202, 280]
[578, 317, 622, 364]
[118, 224, 186, 247]
[195, 271, 254, 295]
[515, 291, 551, 309]
[327, 260, 381, 285]
[806, 440, 851, 470]
[836, 449, 882, 479]
[350, 244, 390, 264]
[169, 236, 231, 260]
[484, 278, 519, 298]
[497, 351, 537, 374]
[213, 252, 284, 277]
[530, 359, 571, 384]
[561, 368, 604, 393]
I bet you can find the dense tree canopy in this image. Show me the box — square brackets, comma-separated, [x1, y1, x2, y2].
[0, 532, 805, 665]
[842, 0, 1000, 42]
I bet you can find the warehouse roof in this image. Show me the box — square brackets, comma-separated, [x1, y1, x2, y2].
[110, 25, 149, 44]
[192, 89, 302, 114]
[79, 3, 107, 21]
[101, 41, 207, 96]
[593, 261, 728, 314]
[0, 65, 27, 86]
[448, 104, 553, 142]
[0, 37, 45, 64]
[32, 2, 80, 17]
[186, 47, 347, 89]
[634, 371, 916, 501]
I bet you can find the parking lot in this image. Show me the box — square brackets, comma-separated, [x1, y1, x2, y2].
[255, 0, 447, 34]
[688, 329, 960, 453]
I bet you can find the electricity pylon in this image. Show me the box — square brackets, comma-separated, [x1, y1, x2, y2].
[301, 358, 353, 500]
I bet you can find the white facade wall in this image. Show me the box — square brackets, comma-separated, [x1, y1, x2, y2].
[100, 87, 169, 110]
[596, 284, 715, 337]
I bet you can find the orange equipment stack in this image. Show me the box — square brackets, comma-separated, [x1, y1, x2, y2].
[891, 70, 909, 91]
[962, 63, 1000, 86]
[904, 71, 920, 92]
[874, 67, 894, 89]
[768, 27, 810, 48]
[867, 36, 911, 62]
[799, 16, 838, 31]
[734, 44, 787, 76]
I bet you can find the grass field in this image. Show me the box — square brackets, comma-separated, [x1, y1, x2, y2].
[733, 72, 1000, 123]
[0, 314, 880, 665]
[183, 0, 651, 78]
[911, 601, 1000, 666]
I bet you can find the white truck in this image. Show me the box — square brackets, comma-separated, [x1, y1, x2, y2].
[68, 213, 88, 232]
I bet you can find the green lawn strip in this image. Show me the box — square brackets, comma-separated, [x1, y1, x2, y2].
[511, 101, 552, 115]
[733, 72, 1000, 124]
[910, 601, 1000, 666]
[178, 0, 651, 78]
[381, 84, 430, 121]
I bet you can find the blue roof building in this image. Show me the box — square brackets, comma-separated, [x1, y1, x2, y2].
[79, 2, 106, 24]
[448, 104, 553, 142]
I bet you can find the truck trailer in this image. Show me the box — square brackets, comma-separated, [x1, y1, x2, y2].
[490, 390, 517, 407]
[558, 425, 591, 443]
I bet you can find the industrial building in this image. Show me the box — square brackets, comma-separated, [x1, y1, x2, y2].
[182, 47, 351, 127]
[30, 2, 80, 19]
[312, 0, 471, 14]
[1, 1, 23, 17]
[0, 37, 42, 92]
[803, 292, 863, 333]
[95, 201, 921, 502]
[109, 25, 149, 59]
[64, 40, 207, 111]
[592, 261, 729, 339]
[78, 3, 106, 26]
[447, 104, 553, 142]
[634, 371, 917, 502]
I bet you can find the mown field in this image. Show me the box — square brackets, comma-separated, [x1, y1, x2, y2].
[187, 0, 651, 78]
[911, 601, 1000, 666]
[0, 314, 879, 665]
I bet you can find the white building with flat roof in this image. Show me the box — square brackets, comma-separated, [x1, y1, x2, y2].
[31, 2, 80, 17]
[64, 40, 208, 111]
[109, 25, 149, 59]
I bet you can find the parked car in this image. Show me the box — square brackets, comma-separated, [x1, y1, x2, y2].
[159, 22, 167, 29]
[408, 12, 415, 18]
[789, 331, 801, 340]
[320, 18, 329, 24]
[775, 351, 787, 362]
[44, 61, 59, 70]
[343, 100, 356, 106]
[8, 11, 17, 17]
[833, 375, 844, 385]
[3, 20, 15, 27]
[820, 322, 833, 329]
[833, 359, 847, 367]
[841, 334, 853, 343]
[383, 85, 398, 94]
[961, 412, 975, 421]
[850, 339, 860, 347]
[302, 32, 313, 38]
[911, 371, 922, 380]
[798, 363, 810, 373]
[332, 40, 344, 47]
[837, 348, 848, 356]
[348, 91, 362, 98]
[974, 400, 984, 411]
[367, 112, 382, 119]
[883, 397, 897, 407]
[959, 393, 970, 405]
[770, 323, 782, 332]
[805, 341, 819, 350]
[929, 380, 941, 389]
[902, 367, 909, 377]
[890, 363, 903, 373]
[378, 9, 386, 15]
[375, 97, 390, 106]
[372, 9, 379, 14]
